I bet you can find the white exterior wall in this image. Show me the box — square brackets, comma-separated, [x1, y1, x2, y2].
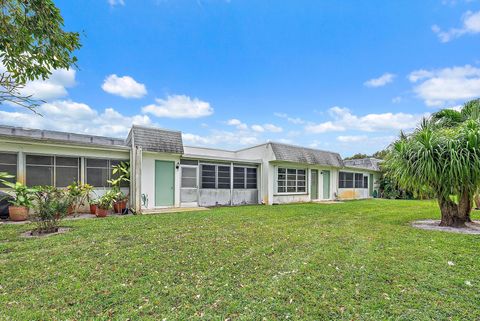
[140, 152, 181, 209]
[336, 168, 377, 200]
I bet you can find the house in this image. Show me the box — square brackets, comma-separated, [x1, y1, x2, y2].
[0, 124, 382, 212]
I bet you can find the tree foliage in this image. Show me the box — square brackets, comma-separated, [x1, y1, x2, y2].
[384, 99, 480, 227]
[0, 0, 81, 111]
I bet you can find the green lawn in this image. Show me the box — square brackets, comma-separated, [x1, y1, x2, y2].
[0, 200, 479, 320]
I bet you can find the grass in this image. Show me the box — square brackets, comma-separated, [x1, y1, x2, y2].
[0, 199, 479, 320]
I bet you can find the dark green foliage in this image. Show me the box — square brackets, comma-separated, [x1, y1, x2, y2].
[31, 186, 70, 233]
[0, 0, 81, 109]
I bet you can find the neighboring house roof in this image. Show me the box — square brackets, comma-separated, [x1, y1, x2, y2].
[127, 125, 184, 154]
[270, 142, 344, 167]
[343, 158, 382, 172]
[0, 125, 127, 149]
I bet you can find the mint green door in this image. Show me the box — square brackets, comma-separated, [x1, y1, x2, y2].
[322, 170, 330, 199]
[155, 160, 175, 206]
[369, 174, 374, 197]
[311, 170, 318, 200]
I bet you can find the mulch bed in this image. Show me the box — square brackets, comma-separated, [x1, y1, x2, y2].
[412, 220, 480, 234]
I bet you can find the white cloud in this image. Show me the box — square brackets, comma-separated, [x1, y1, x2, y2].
[409, 65, 480, 106]
[433, 10, 480, 42]
[17, 68, 76, 101]
[108, 0, 125, 6]
[274, 112, 306, 124]
[337, 135, 368, 143]
[364, 73, 395, 88]
[226, 118, 248, 130]
[305, 106, 425, 134]
[142, 94, 213, 118]
[183, 130, 259, 147]
[102, 74, 147, 98]
[0, 100, 152, 137]
[251, 123, 283, 133]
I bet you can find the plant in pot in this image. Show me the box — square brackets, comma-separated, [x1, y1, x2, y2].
[96, 191, 115, 218]
[31, 186, 70, 235]
[108, 161, 130, 214]
[67, 182, 94, 215]
[2, 181, 36, 222]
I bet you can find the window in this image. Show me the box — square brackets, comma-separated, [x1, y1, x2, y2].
[200, 165, 216, 189]
[339, 172, 354, 188]
[233, 167, 258, 189]
[0, 153, 17, 187]
[277, 167, 306, 193]
[181, 167, 197, 188]
[355, 173, 364, 188]
[56, 157, 80, 187]
[200, 164, 231, 189]
[339, 172, 368, 189]
[85, 158, 128, 187]
[26, 155, 80, 187]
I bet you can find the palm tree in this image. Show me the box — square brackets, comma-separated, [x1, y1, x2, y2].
[385, 107, 480, 227]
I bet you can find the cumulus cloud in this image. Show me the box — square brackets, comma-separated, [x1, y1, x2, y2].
[305, 106, 425, 134]
[409, 65, 480, 106]
[226, 118, 248, 130]
[142, 94, 213, 118]
[274, 112, 306, 124]
[364, 73, 395, 88]
[0, 100, 152, 137]
[183, 131, 259, 147]
[432, 10, 480, 42]
[337, 135, 368, 143]
[12, 68, 76, 101]
[102, 74, 147, 98]
[251, 123, 283, 133]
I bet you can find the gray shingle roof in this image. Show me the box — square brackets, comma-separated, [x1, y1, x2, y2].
[0, 125, 127, 148]
[270, 142, 343, 167]
[127, 125, 184, 154]
[343, 158, 382, 171]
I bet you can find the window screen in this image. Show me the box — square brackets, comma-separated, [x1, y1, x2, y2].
[85, 158, 128, 187]
[363, 175, 368, 189]
[339, 172, 354, 188]
[201, 165, 216, 188]
[0, 153, 17, 187]
[277, 167, 306, 193]
[217, 166, 231, 189]
[26, 155, 54, 186]
[355, 173, 364, 188]
[181, 167, 197, 188]
[233, 167, 245, 189]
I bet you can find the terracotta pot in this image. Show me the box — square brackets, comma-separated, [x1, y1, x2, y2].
[113, 200, 127, 214]
[96, 207, 108, 217]
[67, 205, 74, 216]
[89, 204, 97, 215]
[9, 206, 29, 221]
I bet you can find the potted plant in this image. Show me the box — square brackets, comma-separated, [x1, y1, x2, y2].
[108, 161, 130, 214]
[89, 198, 98, 215]
[3, 181, 36, 221]
[67, 182, 94, 215]
[95, 191, 115, 217]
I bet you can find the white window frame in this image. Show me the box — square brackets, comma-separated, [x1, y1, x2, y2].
[180, 165, 198, 189]
[199, 163, 231, 190]
[25, 153, 80, 188]
[275, 166, 308, 195]
[85, 157, 129, 188]
[233, 165, 258, 190]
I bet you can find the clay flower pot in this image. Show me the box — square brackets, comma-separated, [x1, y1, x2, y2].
[89, 204, 97, 215]
[67, 205, 74, 216]
[9, 206, 29, 221]
[96, 207, 108, 217]
[113, 200, 127, 214]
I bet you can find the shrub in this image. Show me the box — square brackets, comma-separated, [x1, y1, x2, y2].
[31, 186, 71, 234]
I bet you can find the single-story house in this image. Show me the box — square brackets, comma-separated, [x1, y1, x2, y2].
[0, 124, 382, 212]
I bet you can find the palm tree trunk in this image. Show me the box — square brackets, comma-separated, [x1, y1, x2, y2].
[458, 190, 473, 223]
[438, 196, 467, 228]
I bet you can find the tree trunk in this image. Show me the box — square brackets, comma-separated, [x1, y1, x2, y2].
[438, 196, 467, 228]
[458, 191, 473, 223]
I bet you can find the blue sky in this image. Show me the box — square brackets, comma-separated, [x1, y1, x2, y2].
[2, 0, 480, 156]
